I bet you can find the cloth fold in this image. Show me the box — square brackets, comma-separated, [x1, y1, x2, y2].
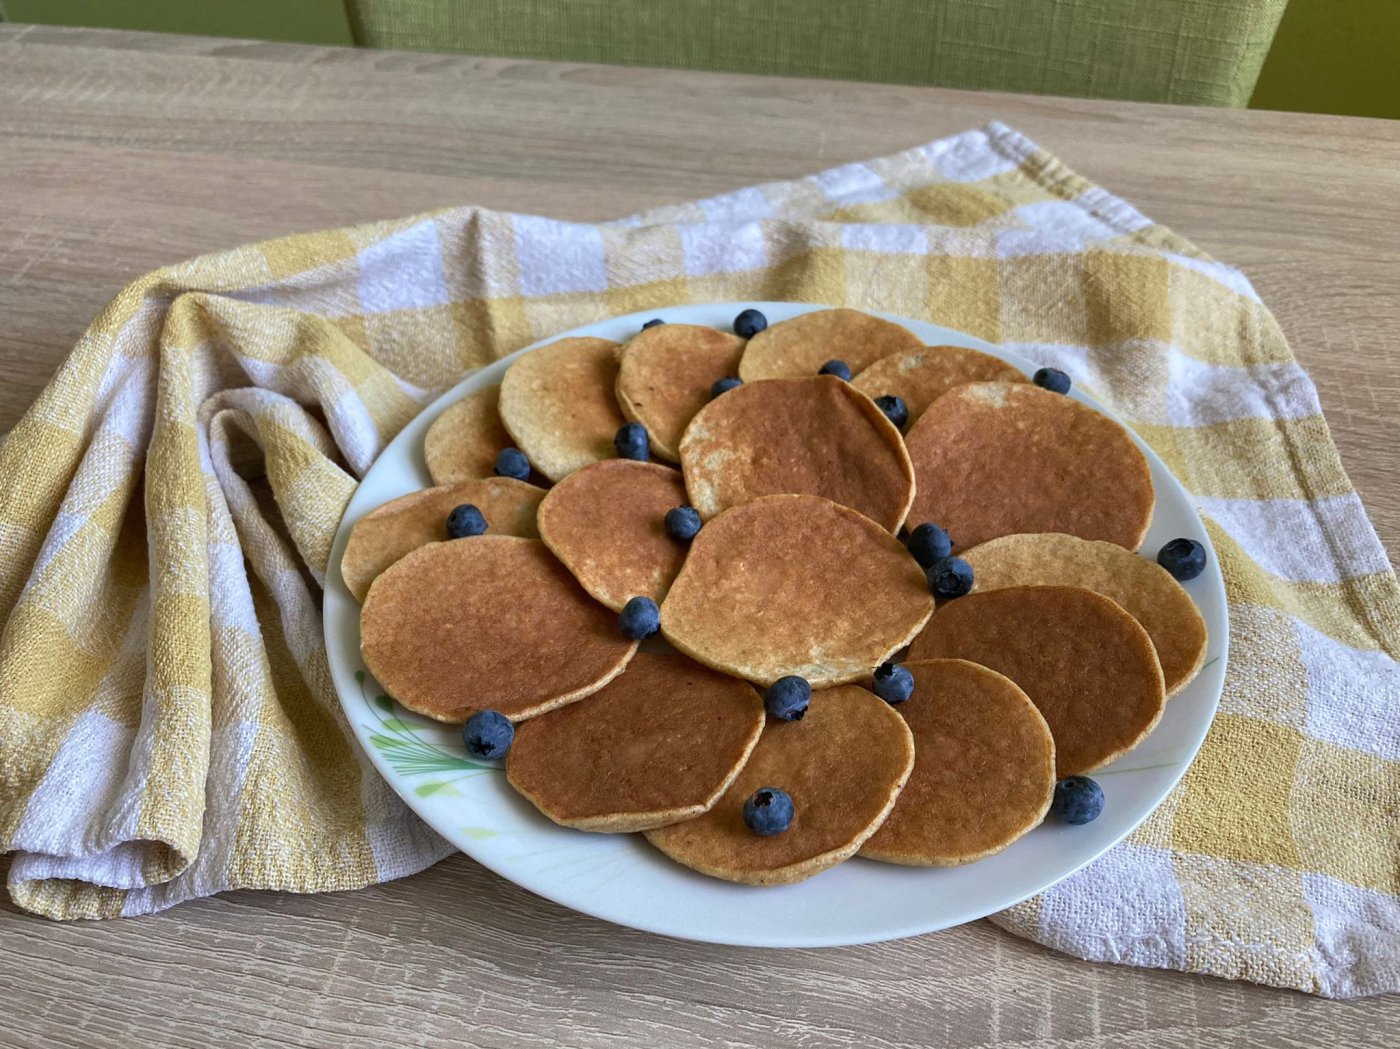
[1, 123, 1395, 997]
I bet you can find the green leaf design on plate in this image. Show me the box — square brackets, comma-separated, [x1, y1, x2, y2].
[415, 780, 463, 798]
[355, 664, 502, 779]
[460, 827, 500, 841]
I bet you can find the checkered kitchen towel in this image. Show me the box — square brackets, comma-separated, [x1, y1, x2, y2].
[1, 123, 1395, 996]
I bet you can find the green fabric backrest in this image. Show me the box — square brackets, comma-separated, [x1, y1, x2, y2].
[346, 0, 1289, 107]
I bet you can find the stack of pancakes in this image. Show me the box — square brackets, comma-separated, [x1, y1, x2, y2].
[349, 309, 1207, 886]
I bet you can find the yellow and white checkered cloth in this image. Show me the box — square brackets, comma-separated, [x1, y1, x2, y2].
[0, 124, 1395, 996]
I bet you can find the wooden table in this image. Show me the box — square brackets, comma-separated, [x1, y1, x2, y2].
[0, 24, 1395, 1049]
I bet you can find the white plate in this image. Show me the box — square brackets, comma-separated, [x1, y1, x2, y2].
[324, 302, 1228, 947]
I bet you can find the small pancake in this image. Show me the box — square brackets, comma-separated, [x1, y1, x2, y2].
[423, 385, 512, 485]
[679, 375, 915, 532]
[536, 460, 689, 612]
[616, 324, 746, 461]
[507, 652, 765, 832]
[860, 659, 1055, 866]
[737, 308, 922, 381]
[361, 537, 637, 723]
[645, 684, 915, 885]
[903, 382, 1153, 551]
[661, 494, 933, 687]
[498, 336, 627, 482]
[960, 533, 1207, 696]
[908, 586, 1166, 777]
[850, 345, 1027, 424]
[341, 477, 545, 602]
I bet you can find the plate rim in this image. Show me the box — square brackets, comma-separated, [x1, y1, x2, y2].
[323, 301, 1229, 947]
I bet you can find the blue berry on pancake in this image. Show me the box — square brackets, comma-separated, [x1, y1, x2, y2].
[445, 504, 488, 539]
[929, 556, 974, 598]
[733, 308, 768, 338]
[493, 447, 531, 481]
[619, 595, 661, 639]
[742, 787, 795, 836]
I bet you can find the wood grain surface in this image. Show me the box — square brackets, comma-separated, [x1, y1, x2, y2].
[0, 24, 1396, 1049]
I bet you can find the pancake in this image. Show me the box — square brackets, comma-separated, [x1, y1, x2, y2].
[737, 308, 922, 381]
[341, 477, 545, 602]
[660, 494, 933, 687]
[536, 459, 689, 612]
[908, 586, 1166, 777]
[498, 336, 627, 482]
[679, 375, 915, 532]
[850, 345, 1027, 424]
[903, 382, 1153, 551]
[860, 659, 1055, 866]
[360, 537, 637, 723]
[645, 684, 914, 885]
[506, 652, 765, 832]
[423, 385, 513, 485]
[960, 533, 1207, 696]
[616, 324, 746, 461]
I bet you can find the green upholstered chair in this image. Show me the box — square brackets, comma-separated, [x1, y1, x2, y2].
[346, 0, 1291, 107]
[3, 0, 1291, 108]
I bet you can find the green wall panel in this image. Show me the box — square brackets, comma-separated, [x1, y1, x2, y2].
[1251, 0, 1400, 120]
[1, 0, 355, 46]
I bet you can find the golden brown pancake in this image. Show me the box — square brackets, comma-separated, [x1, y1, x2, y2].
[660, 494, 933, 687]
[341, 478, 545, 603]
[616, 324, 746, 461]
[360, 537, 637, 723]
[960, 533, 1207, 696]
[645, 684, 914, 885]
[536, 460, 689, 612]
[423, 385, 513, 485]
[909, 586, 1166, 777]
[860, 659, 1055, 866]
[498, 336, 627, 482]
[850, 345, 1027, 424]
[737, 308, 922, 381]
[679, 375, 915, 532]
[903, 382, 1153, 551]
[507, 652, 765, 832]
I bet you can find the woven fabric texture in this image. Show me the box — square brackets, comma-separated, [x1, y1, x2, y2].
[348, 0, 1288, 106]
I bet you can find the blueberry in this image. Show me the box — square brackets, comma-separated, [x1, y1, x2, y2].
[872, 662, 914, 705]
[742, 787, 795, 836]
[1051, 776, 1104, 824]
[641, 318, 665, 330]
[494, 447, 531, 481]
[907, 522, 953, 568]
[1033, 367, 1072, 394]
[764, 676, 811, 721]
[710, 376, 743, 398]
[615, 422, 650, 462]
[463, 710, 514, 760]
[445, 503, 488, 539]
[1157, 538, 1207, 581]
[929, 556, 974, 598]
[734, 308, 768, 339]
[664, 505, 703, 542]
[618, 595, 660, 640]
[874, 394, 909, 429]
[818, 359, 852, 381]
